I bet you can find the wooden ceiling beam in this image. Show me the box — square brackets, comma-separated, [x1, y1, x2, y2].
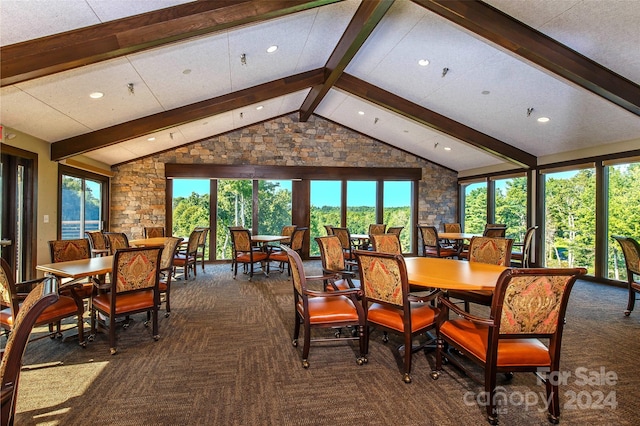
[335, 73, 537, 168]
[1, 0, 340, 86]
[50, 69, 324, 161]
[413, 0, 640, 116]
[299, 0, 394, 122]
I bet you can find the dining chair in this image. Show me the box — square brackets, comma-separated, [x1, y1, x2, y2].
[47, 238, 94, 299]
[316, 235, 359, 291]
[331, 227, 356, 265]
[442, 222, 464, 254]
[355, 250, 440, 383]
[104, 232, 130, 255]
[432, 267, 586, 425]
[447, 236, 513, 312]
[280, 225, 297, 246]
[158, 237, 183, 317]
[173, 228, 202, 281]
[193, 226, 210, 272]
[1, 258, 85, 346]
[143, 226, 165, 239]
[417, 225, 458, 258]
[368, 223, 387, 235]
[483, 226, 507, 238]
[386, 226, 404, 237]
[1, 278, 59, 426]
[269, 227, 307, 276]
[229, 228, 269, 281]
[89, 246, 163, 355]
[323, 225, 334, 235]
[370, 233, 402, 255]
[284, 245, 366, 369]
[510, 225, 538, 268]
[612, 235, 640, 316]
[85, 231, 110, 257]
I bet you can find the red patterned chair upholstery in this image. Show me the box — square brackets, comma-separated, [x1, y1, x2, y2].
[104, 232, 130, 255]
[158, 237, 183, 317]
[370, 233, 402, 255]
[173, 229, 202, 281]
[90, 246, 163, 355]
[355, 250, 441, 383]
[612, 235, 640, 316]
[143, 226, 165, 238]
[316, 235, 359, 291]
[447, 236, 513, 312]
[418, 225, 458, 258]
[285, 245, 366, 369]
[48, 238, 94, 299]
[269, 227, 307, 276]
[229, 228, 269, 281]
[432, 267, 586, 424]
[85, 231, 110, 257]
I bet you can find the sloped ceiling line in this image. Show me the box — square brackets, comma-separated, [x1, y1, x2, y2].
[414, 0, 640, 116]
[299, 0, 394, 121]
[0, 0, 341, 87]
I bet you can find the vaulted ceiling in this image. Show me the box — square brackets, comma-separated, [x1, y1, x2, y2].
[2, 0, 639, 175]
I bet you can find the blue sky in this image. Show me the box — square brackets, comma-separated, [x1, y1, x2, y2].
[173, 179, 411, 207]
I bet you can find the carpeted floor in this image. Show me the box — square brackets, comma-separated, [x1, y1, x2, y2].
[8, 261, 638, 425]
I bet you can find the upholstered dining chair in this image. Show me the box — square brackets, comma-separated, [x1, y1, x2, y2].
[48, 238, 94, 299]
[331, 227, 356, 265]
[158, 237, 183, 317]
[193, 226, 210, 272]
[284, 245, 366, 369]
[442, 222, 464, 254]
[483, 226, 507, 238]
[370, 233, 402, 255]
[447, 236, 513, 312]
[143, 226, 165, 239]
[269, 227, 307, 276]
[431, 267, 586, 425]
[229, 228, 269, 281]
[612, 235, 640, 316]
[355, 250, 441, 383]
[104, 232, 130, 255]
[316, 235, 359, 291]
[1, 278, 59, 426]
[417, 225, 458, 258]
[387, 226, 404, 237]
[323, 225, 334, 235]
[173, 228, 202, 281]
[510, 225, 538, 268]
[368, 223, 387, 235]
[85, 231, 110, 257]
[280, 225, 297, 246]
[1, 258, 85, 346]
[89, 246, 163, 355]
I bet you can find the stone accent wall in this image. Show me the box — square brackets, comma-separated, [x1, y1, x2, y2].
[111, 114, 457, 241]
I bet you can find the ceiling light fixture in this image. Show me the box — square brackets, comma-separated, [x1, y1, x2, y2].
[442, 67, 449, 77]
[444, 147, 451, 151]
[418, 59, 429, 66]
[182, 69, 192, 75]
[256, 105, 264, 110]
[89, 92, 104, 99]
[537, 117, 550, 123]
[240, 53, 247, 65]
[147, 137, 156, 141]
[127, 83, 135, 95]
[527, 107, 534, 117]
[481, 90, 490, 95]
[267, 45, 278, 53]
[358, 111, 365, 115]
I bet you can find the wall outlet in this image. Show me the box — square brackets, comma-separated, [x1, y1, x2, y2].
[43, 214, 49, 223]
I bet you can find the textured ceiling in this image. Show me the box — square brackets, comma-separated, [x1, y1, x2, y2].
[1, 0, 639, 174]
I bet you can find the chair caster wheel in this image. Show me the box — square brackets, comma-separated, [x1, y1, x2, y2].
[624, 310, 631, 316]
[123, 323, 130, 329]
[356, 357, 364, 366]
[164, 313, 170, 318]
[548, 414, 559, 424]
[80, 341, 87, 348]
[144, 321, 150, 328]
[487, 415, 498, 425]
[88, 334, 95, 342]
[110, 347, 117, 355]
[402, 373, 412, 384]
[362, 356, 368, 364]
[382, 333, 389, 343]
[292, 339, 298, 347]
[504, 372, 514, 380]
[154, 335, 160, 341]
[302, 359, 310, 369]
[430, 371, 440, 380]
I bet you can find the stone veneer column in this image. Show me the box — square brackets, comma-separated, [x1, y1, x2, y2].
[111, 114, 457, 239]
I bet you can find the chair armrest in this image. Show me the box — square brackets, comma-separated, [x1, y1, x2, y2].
[439, 296, 494, 327]
[91, 277, 111, 291]
[408, 288, 442, 303]
[305, 287, 363, 298]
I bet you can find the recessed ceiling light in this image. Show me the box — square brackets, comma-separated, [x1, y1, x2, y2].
[256, 105, 264, 110]
[89, 92, 104, 99]
[182, 69, 192, 75]
[267, 45, 278, 53]
[444, 147, 451, 151]
[147, 137, 156, 141]
[537, 117, 550, 123]
[418, 59, 430, 66]
[358, 111, 365, 115]
[481, 90, 490, 95]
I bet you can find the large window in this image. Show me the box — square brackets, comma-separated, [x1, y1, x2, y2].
[462, 181, 487, 234]
[543, 168, 596, 273]
[215, 179, 251, 260]
[59, 167, 107, 240]
[346, 181, 376, 234]
[493, 176, 527, 241]
[607, 161, 640, 280]
[310, 180, 341, 256]
[383, 181, 412, 252]
[258, 180, 292, 235]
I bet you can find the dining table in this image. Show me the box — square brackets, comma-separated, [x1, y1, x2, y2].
[437, 232, 481, 241]
[129, 237, 169, 247]
[37, 255, 114, 283]
[404, 256, 508, 291]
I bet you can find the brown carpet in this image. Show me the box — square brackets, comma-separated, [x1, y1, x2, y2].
[8, 261, 638, 425]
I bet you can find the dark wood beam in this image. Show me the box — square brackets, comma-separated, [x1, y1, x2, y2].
[413, 0, 640, 116]
[335, 73, 537, 168]
[1, 0, 340, 86]
[50, 69, 324, 161]
[299, 0, 394, 121]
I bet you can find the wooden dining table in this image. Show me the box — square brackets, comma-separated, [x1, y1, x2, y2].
[37, 255, 114, 282]
[129, 237, 169, 247]
[404, 256, 508, 291]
